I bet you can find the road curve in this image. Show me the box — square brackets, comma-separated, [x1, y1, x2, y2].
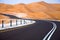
[0, 20, 59, 40]
[43, 22, 57, 40]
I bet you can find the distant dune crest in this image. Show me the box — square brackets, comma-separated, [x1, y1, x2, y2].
[0, 1, 60, 20]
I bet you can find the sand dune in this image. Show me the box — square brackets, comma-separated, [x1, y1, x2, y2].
[0, 1, 60, 20]
[51, 4, 60, 11]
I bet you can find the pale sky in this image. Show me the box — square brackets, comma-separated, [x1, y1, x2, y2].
[0, 0, 60, 4]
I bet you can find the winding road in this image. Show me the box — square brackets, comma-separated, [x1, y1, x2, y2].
[0, 20, 60, 40]
[0, 14, 60, 40]
[43, 22, 57, 40]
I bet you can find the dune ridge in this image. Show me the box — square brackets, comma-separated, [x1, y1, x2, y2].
[0, 1, 60, 20]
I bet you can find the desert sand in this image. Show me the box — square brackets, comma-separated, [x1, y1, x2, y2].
[0, 1, 60, 21]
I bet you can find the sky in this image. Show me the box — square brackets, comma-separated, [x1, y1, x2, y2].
[0, 0, 60, 4]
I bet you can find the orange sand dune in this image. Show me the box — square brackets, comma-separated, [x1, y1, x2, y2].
[0, 1, 60, 20]
[51, 4, 60, 11]
[27, 1, 56, 12]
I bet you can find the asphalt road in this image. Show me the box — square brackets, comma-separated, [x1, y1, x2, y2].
[50, 21, 60, 40]
[0, 13, 60, 40]
[0, 20, 60, 40]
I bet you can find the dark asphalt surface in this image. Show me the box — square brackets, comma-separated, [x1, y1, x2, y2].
[50, 21, 60, 40]
[0, 13, 60, 40]
[0, 20, 60, 40]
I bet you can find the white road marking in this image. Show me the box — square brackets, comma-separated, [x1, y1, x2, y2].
[47, 22, 57, 40]
[43, 22, 57, 40]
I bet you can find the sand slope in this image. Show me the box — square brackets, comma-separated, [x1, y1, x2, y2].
[0, 1, 60, 20]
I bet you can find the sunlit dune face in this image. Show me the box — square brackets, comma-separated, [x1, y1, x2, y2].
[15, 13, 27, 18]
[0, 2, 60, 20]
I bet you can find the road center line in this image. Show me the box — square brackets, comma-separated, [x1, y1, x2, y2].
[43, 22, 57, 40]
[47, 22, 57, 40]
